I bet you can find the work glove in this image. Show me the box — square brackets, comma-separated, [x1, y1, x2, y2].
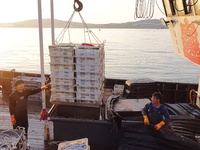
[41, 83, 51, 91]
[143, 115, 149, 125]
[154, 121, 165, 130]
[10, 115, 16, 125]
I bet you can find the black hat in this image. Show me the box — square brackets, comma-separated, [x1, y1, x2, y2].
[14, 80, 24, 86]
[152, 92, 163, 103]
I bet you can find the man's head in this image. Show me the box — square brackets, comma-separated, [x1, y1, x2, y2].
[13, 80, 24, 92]
[151, 92, 163, 105]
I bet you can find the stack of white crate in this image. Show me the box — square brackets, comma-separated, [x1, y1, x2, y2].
[75, 44, 105, 104]
[49, 44, 75, 103]
[49, 43, 105, 104]
[12, 76, 42, 101]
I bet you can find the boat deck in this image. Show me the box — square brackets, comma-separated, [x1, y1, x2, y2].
[0, 100, 58, 150]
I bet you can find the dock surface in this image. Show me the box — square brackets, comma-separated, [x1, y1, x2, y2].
[0, 100, 58, 150]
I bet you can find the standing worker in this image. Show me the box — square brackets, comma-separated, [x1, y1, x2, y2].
[142, 92, 170, 130]
[9, 80, 50, 141]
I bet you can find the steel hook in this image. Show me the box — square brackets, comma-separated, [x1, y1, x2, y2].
[73, 0, 83, 12]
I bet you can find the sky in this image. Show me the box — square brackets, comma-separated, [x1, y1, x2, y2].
[0, 0, 166, 24]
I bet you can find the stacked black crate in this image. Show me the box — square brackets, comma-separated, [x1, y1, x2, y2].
[125, 78, 161, 99]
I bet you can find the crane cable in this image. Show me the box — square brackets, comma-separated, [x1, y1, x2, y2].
[55, 0, 102, 45]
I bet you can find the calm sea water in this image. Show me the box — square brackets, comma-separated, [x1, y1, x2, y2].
[0, 28, 200, 83]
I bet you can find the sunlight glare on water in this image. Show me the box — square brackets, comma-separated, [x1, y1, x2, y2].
[0, 28, 200, 83]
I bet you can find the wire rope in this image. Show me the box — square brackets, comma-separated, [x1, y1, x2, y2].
[134, 0, 156, 19]
[55, 0, 102, 45]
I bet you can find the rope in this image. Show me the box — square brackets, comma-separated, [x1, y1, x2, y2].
[55, 11, 76, 44]
[78, 12, 102, 44]
[134, 0, 156, 19]
[155, 0, 165, 15]
[174, 0, 199, 12]
[55, 0, 102, 45]
[187, 21, 199, 37]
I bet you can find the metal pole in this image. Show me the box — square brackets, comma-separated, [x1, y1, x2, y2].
[197, 75, 200, 107]
[50, 0, 55, 45]
[37, 0, 46, 109]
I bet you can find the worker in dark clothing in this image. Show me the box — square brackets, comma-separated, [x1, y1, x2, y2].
[142, 92, 170, 130]
[9, 80, 50, 136]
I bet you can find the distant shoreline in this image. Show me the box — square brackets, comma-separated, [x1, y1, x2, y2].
[0, 19, 167, 29]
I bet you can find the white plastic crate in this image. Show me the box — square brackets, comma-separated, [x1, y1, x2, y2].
[75, 55, 104, 64]
[76, 92, 103, 101]
[76, 86, 103, 94]
[113, 84, 124, 95]
[50, 92, 75, 101]
[51, 78, 74, 85]
[50, 64, 74, 71]
[76, 71, 104, 80]
[75, 47, 104, 58]
[50, 97, 75, 103]
[76, 79, 104, 87]
[50, 56, 74, 64]
[51, 71, 74, 78]
[75, 64, 103, 73]
[49, 45, 74, 57]
[51, 85, 74, 92]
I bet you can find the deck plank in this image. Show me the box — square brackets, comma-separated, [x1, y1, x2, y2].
[0, 101, 58, 150]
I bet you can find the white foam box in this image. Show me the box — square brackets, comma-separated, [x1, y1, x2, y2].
[50, 56, 74, 64]
[76, 78, 104, 87]
[113, 84, 124, 95]
[76, 92, 103, 101]
[75, 54, 104, 64]
[76, 86, 103, 94]
[51, 84, 74, 92]
[50, 97, 75, 103]
[76, 71, 104, 80]
[51, 78, 75, 85]
[75, 46, 104, 58]
[50, 64, 74, 71]
[51, 70, 74, 78]
[49, 45, 74, 57]
[58, 138, 89, 150]
[50, 91, 75, 102]
[103, 88, 113, 102]
[75, 64, 103, 73]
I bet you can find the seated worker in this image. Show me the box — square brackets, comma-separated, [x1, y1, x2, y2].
[142, 92, 170, 130]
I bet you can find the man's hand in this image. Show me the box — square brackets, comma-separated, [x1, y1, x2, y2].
[154, 121, 165, 130]
[143, 115, 149, 125]
[10, 115, 16, 125]
[41, 83, 51, 91]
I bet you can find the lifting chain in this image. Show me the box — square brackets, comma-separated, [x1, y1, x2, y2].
[74, 0, 83, 12]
